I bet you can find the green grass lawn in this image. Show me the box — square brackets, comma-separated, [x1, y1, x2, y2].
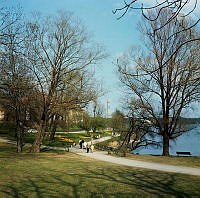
[0, 142, 200, 197]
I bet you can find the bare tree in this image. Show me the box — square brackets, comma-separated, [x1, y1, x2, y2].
[0, 6, 23, 46]
[111, 108, 160, 154]
[122, 100, 161, 152]
[26, 12, 106, 152]
[117, 9, 200, 156]
[0, 8, 38, 152]
[113, 0, 199, 58]
[0, 73, 37, 152]
[114, 1, 198, 18]
[48, 70, 100, 140]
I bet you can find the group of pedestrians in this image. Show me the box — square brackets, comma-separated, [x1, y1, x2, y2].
[79, 139, 94, 153]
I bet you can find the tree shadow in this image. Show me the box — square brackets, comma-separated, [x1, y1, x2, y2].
[0, 143, 199, 197]
[0, 164, 199, 197]
[83, 167, 192, 197]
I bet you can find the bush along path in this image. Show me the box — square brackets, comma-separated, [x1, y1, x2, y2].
[0, 136, 200, 176]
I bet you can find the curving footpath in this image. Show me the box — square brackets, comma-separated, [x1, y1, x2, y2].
[0, 137, 200, 176]
[71, 147, 200, 176]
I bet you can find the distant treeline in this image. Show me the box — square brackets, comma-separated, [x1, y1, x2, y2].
[126, 117, 200, 126]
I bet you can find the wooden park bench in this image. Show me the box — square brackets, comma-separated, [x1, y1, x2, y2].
[176, 151, 191, 156]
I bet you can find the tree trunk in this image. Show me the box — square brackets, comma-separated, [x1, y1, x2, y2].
[50, 125, 57, 140]
[162, 132, 170, 156]
[50, 114, 59, 140]
[17, 130, 22, 152]
[30, 123, 45, 153]
[16, 127, 25, 152]
[16, 114, 24, 152]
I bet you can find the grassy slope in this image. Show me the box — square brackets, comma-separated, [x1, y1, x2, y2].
[0, 142, 200, 197]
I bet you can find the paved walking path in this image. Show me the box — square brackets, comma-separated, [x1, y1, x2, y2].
[71, 147, 200, 176]
[0, 137, 200, 176]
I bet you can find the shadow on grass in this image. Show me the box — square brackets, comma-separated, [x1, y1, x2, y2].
[84, 168, 195, 197]
[0, 144, 200, 197]
[1, 165, 200, 197]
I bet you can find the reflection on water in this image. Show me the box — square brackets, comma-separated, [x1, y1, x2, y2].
[135, 125, 200, 156]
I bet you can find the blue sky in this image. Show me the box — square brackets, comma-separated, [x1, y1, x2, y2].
[3, 0, 200, 117]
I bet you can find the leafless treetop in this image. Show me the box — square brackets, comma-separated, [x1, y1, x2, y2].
[113, 0, 199, 33]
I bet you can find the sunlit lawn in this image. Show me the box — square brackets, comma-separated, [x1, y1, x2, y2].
[0, 142, 200, 197]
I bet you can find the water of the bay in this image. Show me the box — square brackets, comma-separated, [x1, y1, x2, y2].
[135, 125, 200, 156]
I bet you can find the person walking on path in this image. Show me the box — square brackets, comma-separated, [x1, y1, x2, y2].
[79, 140, 83, 149]
[86, 143, 90, 153]
[83, 141, 87, 149]
[90, 144, 94, 153]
